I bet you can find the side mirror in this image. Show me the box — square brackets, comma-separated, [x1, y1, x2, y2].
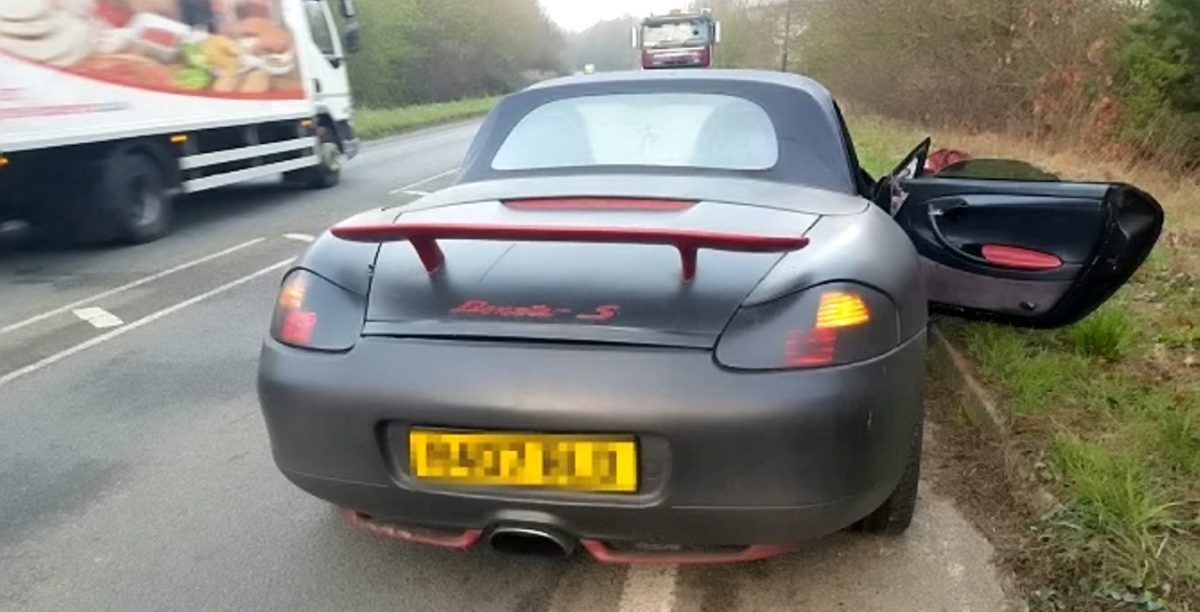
[714, 21, 722, 44]
[342, 22, 362, 54]
[339, 0, 357, 19]
[631, 26, 640, 49]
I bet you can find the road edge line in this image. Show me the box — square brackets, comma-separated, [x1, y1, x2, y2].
[618, 564, 679, 612]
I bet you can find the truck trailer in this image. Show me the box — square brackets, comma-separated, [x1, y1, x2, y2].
[0, 0, 362, 243]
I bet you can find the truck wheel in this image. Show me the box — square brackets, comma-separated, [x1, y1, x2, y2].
[285, 131, 342, 189]
[857, 414, 923, 534]
[105, 149, 173, 244]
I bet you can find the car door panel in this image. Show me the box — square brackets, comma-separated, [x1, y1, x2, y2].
[894, 178, 1163, 328]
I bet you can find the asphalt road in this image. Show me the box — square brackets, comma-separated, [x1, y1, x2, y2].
[0, 122, 1014, 612]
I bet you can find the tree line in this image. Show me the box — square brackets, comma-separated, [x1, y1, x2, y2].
[699, 0, 1200, 164]
[347, 0, 562, 108]
[347, 0, 1200, 165]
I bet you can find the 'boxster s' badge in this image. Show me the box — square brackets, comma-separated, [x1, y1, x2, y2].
[449, 300, 620, 322]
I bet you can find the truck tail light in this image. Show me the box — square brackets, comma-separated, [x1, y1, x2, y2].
[716, 283, 899, 370]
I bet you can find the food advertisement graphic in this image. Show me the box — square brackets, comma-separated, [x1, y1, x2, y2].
[0, 0, 303, 99]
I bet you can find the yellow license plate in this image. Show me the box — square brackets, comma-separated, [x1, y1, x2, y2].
[409, 430, 638, 493]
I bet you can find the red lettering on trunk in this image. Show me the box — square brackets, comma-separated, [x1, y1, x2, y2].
[448, 300, 619, 322]
[576, 305, 620, 322]
[450, 300, 491, 315]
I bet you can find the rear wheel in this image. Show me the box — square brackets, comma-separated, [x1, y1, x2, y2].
[36, 146, 173, 245]
[858, 414, 923, 534]
[106, 150, 172, 244]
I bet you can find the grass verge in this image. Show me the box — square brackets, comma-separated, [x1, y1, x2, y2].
[848, 112, 1199, 609]
[354, 96, 500, 141]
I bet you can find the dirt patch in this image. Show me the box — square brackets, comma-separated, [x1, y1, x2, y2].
[923, 351, 1042, 600]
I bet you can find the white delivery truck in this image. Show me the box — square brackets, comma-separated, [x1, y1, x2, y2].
[0, 0, 362, 243]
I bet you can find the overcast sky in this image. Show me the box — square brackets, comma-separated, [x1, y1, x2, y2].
[540, 0, 690, 32]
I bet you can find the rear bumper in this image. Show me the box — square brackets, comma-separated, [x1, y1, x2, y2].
[258, 330, 926, 546]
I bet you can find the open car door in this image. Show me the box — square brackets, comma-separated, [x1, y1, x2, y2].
[883, 146, 1164, 328]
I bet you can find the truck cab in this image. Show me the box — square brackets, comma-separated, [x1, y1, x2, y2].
[297, 0, 361, 160]
[634, 9, 721, 70]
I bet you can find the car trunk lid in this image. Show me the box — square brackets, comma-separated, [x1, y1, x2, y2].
[359, 198, 819, 348]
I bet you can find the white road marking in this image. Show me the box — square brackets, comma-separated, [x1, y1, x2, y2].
[387, 167, 460, 195]
[72, 307, 124, 329]
[0, 237, 266, 336]
[400, 190, 431, 197]
[283, 233, 315, 243]
[618, 565, 679, 612]
[0, 258, 294, 390]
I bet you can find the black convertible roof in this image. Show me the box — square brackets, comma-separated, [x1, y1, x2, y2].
[528, 69, 837, 98]
[459, 70, 857, 194]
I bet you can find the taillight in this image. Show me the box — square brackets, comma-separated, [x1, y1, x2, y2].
[716, 283, 899, 370]
[270, 269, 363, 351]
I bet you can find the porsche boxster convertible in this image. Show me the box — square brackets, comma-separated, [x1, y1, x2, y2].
[258, 70, 1162, 563]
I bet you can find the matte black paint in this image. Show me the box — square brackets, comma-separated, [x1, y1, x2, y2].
[259, 70, 1162, 549]
[366, 199, 821, 347]
[258, 332, 926, 545]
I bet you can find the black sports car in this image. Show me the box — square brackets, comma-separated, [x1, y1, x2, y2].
[258, 70, 1163, 564]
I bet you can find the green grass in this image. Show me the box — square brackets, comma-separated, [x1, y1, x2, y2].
[1066, 305, 1134, 360]
[354, 96, 501, 141]
[1049, 436, 1185, 604]
[847, 111, 1200, 608]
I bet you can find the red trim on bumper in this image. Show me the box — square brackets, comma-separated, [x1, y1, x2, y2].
[340, 509, 483, 549]
[579, 539, 796, 565]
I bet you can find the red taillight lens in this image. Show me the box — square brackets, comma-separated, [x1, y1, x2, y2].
[782, 292, 874, 366]
[716, 283, 899, 370]
[785, 328, 837, 367]
[270, 270, 363, 351]
[280, 310, 318, 345]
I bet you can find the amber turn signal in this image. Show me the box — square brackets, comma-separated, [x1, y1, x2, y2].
[815, 291, 871, 329]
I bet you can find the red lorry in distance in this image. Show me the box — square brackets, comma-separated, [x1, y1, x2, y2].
[634, 9, 721, 70]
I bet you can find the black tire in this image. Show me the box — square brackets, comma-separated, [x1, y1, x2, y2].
[104, 149, 173, 244]
[35, 146, 172, 245]
[285, 129, 342, 189]
[858, 414, 923, 534]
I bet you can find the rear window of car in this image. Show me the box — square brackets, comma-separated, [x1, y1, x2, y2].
[490, 93, 779, 172]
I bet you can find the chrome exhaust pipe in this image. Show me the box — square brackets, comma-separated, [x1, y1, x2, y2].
[488, 526, 577, 558]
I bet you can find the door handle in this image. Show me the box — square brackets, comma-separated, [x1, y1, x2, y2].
[926, 203, 994, 267]
[927, 205, 1063, 271]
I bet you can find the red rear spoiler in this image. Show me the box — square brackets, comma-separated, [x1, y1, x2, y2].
[330, 222, 809, 281]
